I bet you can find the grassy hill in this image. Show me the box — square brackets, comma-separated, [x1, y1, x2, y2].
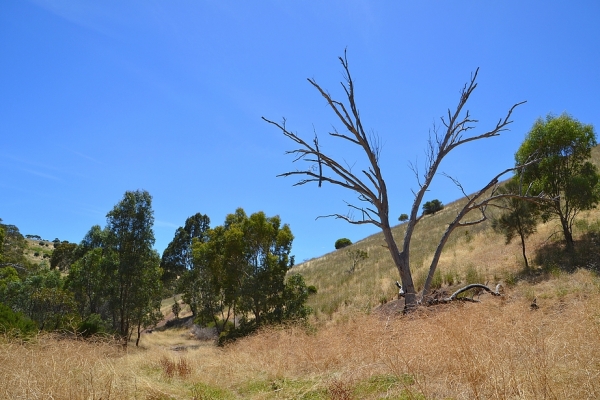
[296, 145, 600, 321]
[2, 147, 600, 399]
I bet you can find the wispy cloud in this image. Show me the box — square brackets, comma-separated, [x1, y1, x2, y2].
[72, 150, 102, 164]
[154, 220, 179, 229]
[19, 168, 61, 181]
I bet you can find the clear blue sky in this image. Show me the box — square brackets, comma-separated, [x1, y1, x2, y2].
[1, 1, 599, 263]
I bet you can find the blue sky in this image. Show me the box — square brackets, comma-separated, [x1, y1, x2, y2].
[1, 1, 599, 263]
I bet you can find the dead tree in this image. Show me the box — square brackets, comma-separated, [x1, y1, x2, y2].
[263, 50, 529, 311]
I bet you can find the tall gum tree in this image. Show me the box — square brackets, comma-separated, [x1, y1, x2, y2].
[105, 190, 162, 344]
[263, 51, 544, 310]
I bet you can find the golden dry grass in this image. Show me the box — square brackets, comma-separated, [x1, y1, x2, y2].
[3, 147, 599, 399]
[2, 270, 600, 399]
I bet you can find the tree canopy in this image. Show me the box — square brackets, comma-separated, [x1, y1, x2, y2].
[422, 199, 444, 215]
[335, 238, 352, 249]
[161, 213, 210, 288]
[515, 113, 599, 250]
[105, 190, 162, 345]
[181, 208, 310, 341]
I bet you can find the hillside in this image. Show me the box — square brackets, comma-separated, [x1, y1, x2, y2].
[292, 145, 600, 321]
[2, 148, 600, 399]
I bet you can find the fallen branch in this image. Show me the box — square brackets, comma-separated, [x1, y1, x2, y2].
[426, 283, 503, 305]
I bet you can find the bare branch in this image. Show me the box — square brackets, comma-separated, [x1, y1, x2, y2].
[426, 283, 503, 305]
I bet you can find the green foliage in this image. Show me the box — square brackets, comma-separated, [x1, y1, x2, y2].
[185, 208, 309, 342]
[105, 190, 163, 343]
[516, 113, 599, 250]
[422, 199, 444, 215]
[50, 241, 77, 270]
[334, 238, 352, 249]
[66, 247, 107, 317]
[398, 213, 409, 222]
[161, 213, 210, 289]
[0, 221, 30, 271]
[0, 302, 37, 338]
[1, 268, 76, 331]
[76, 313, 106, 337]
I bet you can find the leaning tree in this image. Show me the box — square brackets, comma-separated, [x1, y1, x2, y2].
[263, 51, 543, 311]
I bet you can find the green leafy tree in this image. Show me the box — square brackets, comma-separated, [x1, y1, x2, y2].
[335, 238, 352, 249]
[50, 242, 77, 270]
[189, 209, 307, 340]
[492, 178, 540, 269]
[422, 199, 444, 215]
[161, 213, 210, 289]
[236, 210, 295, 326]
[190, 222, 243, 333]
[398, 214, 409, 222]
[515, 113, 599, 251]
[66, 247, 107, 317]
[105, 190, 162, 345]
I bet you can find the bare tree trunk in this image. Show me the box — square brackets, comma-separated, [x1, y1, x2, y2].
[265, 51, 528, 312]
[135, 322, 141, 347]
[519, 229, 530, 270]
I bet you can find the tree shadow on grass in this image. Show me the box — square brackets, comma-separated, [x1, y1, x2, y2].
[533, 231, 600, 275]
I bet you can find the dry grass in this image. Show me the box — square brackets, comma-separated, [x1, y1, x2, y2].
[3, 270, 599, 399]
[224, 271, 600, 399]
[3, 147, 599, 399]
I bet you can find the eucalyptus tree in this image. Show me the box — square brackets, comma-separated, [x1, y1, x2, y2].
[188, 208, 307, 338]
[515, 113, 599, 251]
[263, 51, 540, 310]
[105, 190, 162, 344]
[161, 213, 210, 288]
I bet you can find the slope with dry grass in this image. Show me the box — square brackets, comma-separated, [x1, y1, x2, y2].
[2, 149, 600, 399]
[2, 269, 599, 399]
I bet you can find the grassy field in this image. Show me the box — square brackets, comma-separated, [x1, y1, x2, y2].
[2, 148, 600, 399]
[2, 268, 599, 399]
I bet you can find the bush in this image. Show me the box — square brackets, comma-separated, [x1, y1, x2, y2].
[77, 314, 106, 337]
[335, 238, 352, 249]
[422, 199, 444, 215]
[0, 303, 37, 338]
[398, 213, 409, 222]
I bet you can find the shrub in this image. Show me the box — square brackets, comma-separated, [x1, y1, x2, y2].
[422, 199, 444, 215]
[0, 303, 37, 338]
[77, 314, 106, 337]
[399, 213, 409, 222]
[464, 264, 482, 284]
[335, 238, 352, 249]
